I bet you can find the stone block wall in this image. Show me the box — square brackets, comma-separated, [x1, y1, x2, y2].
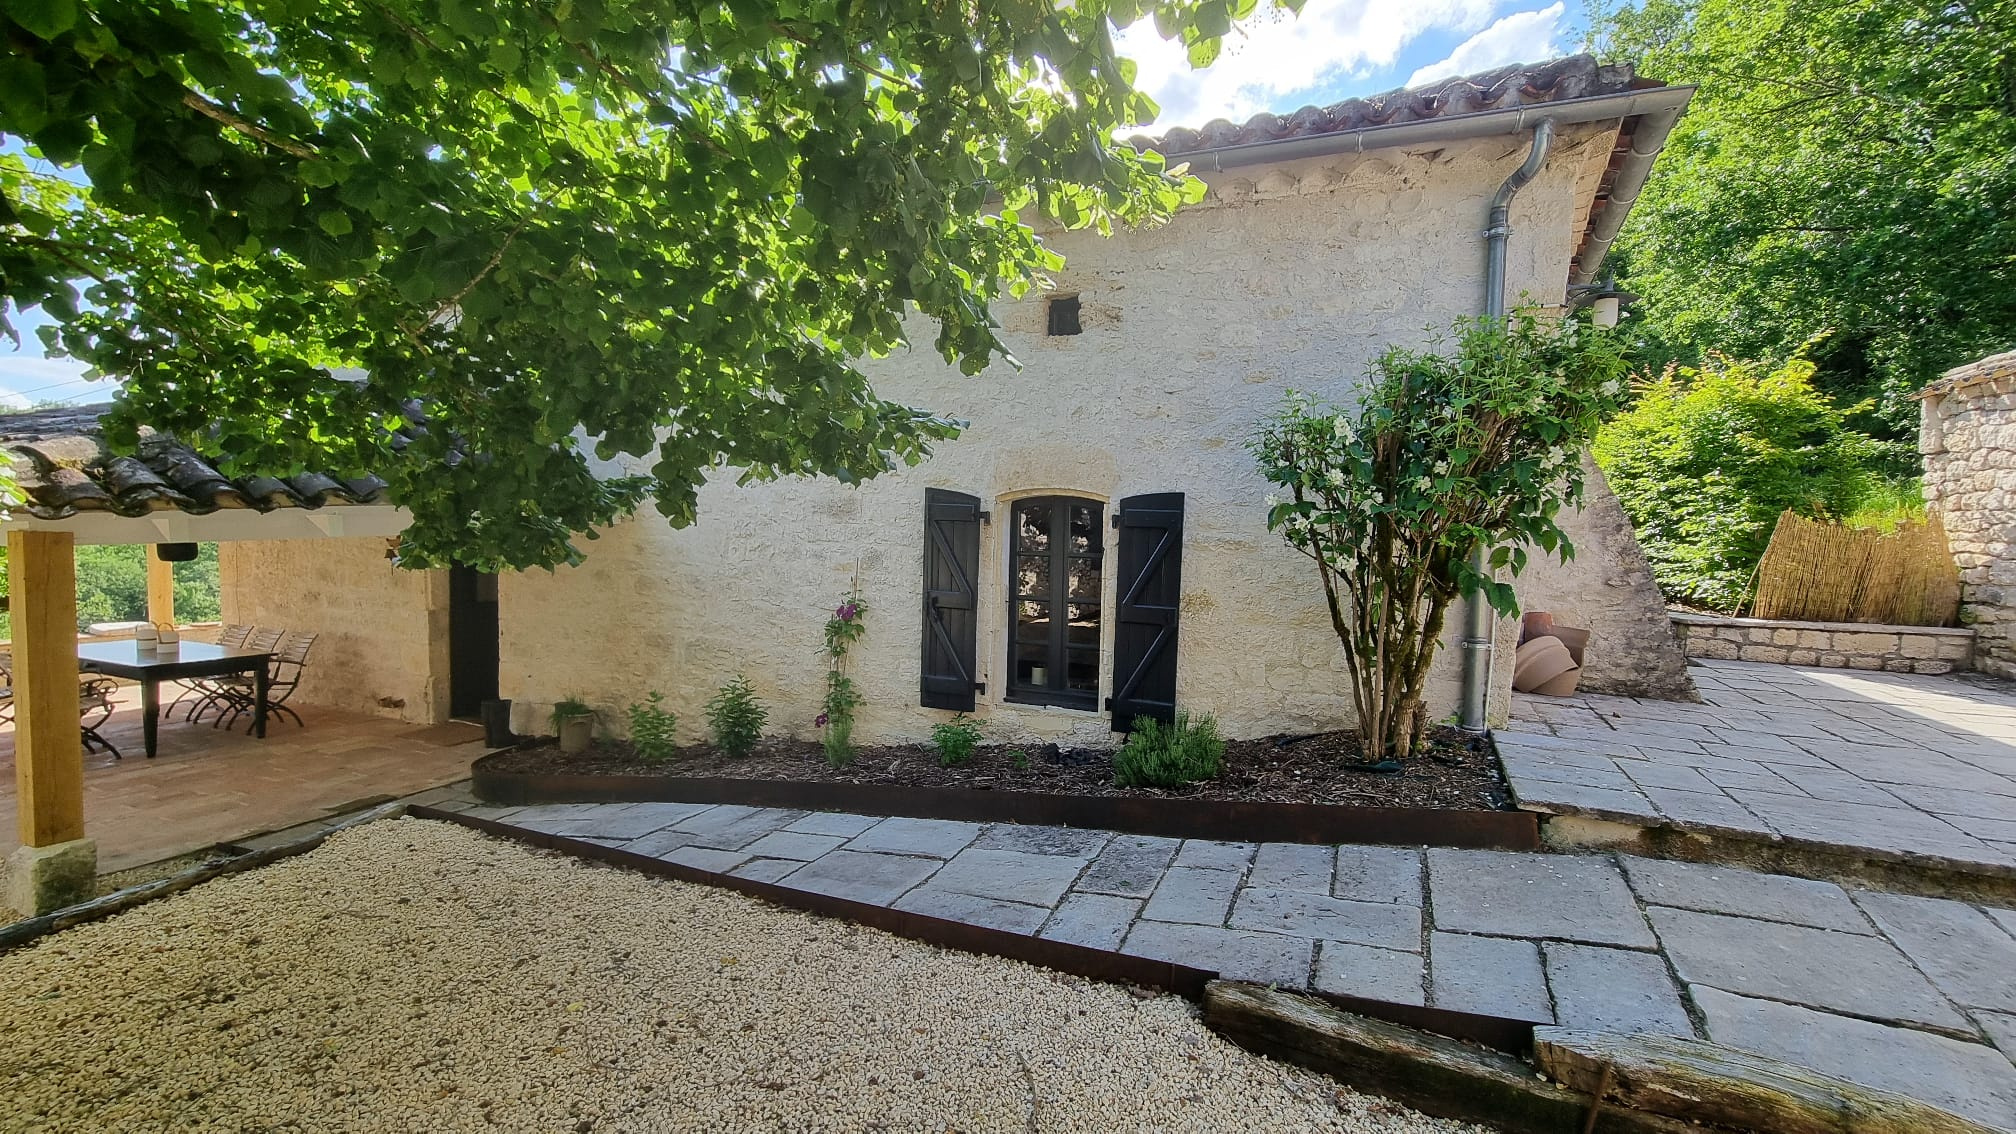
[1669, 612, 1974, 675]
[1513, 458, 1699, 700]
[1921, 348, 2016, 680]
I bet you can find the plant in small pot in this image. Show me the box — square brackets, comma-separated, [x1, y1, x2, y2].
[551, 696, 596, 755]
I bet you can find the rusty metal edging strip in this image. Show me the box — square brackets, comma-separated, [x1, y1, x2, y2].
[409, 805, 1215, 999]
[469, 756, 1540, 851]
[1309, 989, 1538, 1056]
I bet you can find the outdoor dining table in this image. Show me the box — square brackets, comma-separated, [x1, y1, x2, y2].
[77, 639, 275, 759]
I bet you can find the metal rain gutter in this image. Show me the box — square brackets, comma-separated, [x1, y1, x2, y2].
[1567, 100, 1687, 285]
[1460, 115, 1557, 734]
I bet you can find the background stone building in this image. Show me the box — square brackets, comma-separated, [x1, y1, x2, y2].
[1921, 348, 2016, 679]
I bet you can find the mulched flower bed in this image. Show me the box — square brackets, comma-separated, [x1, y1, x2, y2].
[482, 726, 1514, 812]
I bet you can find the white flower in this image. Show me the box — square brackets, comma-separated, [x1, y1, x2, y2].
[1265, 494, 1281, 508]
[1415, 476, 1432, 492]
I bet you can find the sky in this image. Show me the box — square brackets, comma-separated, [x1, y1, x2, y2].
[1, 0, 1584, 409]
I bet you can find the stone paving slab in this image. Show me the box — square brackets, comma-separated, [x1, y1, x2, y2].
[1855, 890, 2016, 1015]
[1541, 942, 1693, 1037]
[453, 790, 2016, 1128]
[1691, 985, 2016, 1132]
[1313, 941, 1424, 1004]
[1075, 835, 1180, 897]
[1507, 660, 2016, 877]
[1619, 855, 1871, 934]
[1648, 905, 1972, 1033]
[1427, 931, 1551, 1021]
[1427, 849, 1656, 947]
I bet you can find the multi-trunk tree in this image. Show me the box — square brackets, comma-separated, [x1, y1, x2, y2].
[1, 0, 1278, 567]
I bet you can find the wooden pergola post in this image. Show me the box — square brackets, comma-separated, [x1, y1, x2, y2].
[6, 528, 94, 915]
[146, 548, 175, 627]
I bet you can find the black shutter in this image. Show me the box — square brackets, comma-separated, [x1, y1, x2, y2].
[921, 489, 982, 711]
[1109, 493, 1183, 731]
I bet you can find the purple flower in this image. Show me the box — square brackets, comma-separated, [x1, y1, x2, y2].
[815, 713, 830, 727]
[836, 602, 859, 622]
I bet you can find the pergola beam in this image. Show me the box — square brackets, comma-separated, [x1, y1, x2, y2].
[146, 550, 175, 627]
[6, 529, 95, 915]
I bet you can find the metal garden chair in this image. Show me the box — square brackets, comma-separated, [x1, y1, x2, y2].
[172, 624, 255, 721]
[218, 629, 314, 731]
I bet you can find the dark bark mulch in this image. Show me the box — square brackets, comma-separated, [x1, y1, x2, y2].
[483, 726, 1514, 812]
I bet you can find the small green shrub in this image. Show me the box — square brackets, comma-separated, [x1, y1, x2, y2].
[705, 675, 767, 758]
[1112, 711, 1224, 789]
[550, 696, 593, 729]
[931, 715, 984, 767]
[1843, 477, 1927, 532]
[626, 692, 679, 764]
[1007, 748, 1030, 771]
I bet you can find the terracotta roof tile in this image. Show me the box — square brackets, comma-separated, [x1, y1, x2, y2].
[0, 404, 390, 521]
[1128, 54, 1645, 157]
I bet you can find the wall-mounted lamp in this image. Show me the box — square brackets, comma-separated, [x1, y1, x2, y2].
[1566, 279, 1640, 328]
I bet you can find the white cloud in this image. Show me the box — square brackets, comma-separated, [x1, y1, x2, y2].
[1405, 3, 1566, 88]
[1115, 0, 1497, 129]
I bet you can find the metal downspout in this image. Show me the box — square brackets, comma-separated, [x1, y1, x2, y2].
[1460, 117, 1557, 733]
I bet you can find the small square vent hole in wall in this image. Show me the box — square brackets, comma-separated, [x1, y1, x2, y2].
[1046, 294, 1081, 336]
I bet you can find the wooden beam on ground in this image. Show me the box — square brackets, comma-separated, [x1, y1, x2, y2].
[146, 549, 175, 627]
[1201, 982, 1698, 1134]
[1534, 1026, 2001, 1134]
[9, 529, 84, 847]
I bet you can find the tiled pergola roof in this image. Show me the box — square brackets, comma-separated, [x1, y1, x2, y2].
[0, 404, 388, 521]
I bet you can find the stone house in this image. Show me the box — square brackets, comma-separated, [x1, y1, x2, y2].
[13, 56, 1698, 745]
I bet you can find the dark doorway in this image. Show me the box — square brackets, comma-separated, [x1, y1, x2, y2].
[449, 566, 499, 721]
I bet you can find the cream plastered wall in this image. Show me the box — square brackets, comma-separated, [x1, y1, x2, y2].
[219, 537, 451, 723]
[499, 127, 1618, 744]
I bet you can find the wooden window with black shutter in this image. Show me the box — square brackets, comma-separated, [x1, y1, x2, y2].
[1007, 496, 1103, 710]
[1108, 493, 1183, 731]
[920, 489, 982, 711]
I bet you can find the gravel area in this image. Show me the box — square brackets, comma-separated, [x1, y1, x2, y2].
[0, 818, 1486, 1133]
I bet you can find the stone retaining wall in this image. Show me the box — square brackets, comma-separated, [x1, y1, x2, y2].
[1921, 348, 2016, 680]
[1669, 612, 1974, 675]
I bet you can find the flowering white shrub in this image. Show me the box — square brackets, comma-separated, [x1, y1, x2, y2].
[1251, 310, 1631, 760]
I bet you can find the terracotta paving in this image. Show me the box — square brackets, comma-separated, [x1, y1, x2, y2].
[2, 687, 485, 872]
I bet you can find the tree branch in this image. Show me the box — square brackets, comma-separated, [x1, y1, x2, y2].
[181, 91, 318, 160]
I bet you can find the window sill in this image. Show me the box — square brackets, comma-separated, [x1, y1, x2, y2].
[1002, 691, 1100, 714]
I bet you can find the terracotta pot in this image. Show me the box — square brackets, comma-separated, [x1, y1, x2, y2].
[558, 715, 594, 755]
[1512, 637, 1577, 693]
[1521, 610, 1556, 644]
[1533, 665, 1584, 697]
[1550, 625, 1591, 667]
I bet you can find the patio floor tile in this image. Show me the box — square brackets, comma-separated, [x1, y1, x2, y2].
[1541, 942, 1694, 1037]
[1427, 849, 1655, 947]
[1312, 941, 1424, 1004]
[1649, 906, 1971, 1033]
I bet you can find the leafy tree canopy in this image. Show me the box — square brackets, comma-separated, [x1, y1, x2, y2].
[0, 0, 1266, 568]
[1591, 0, 2016, 436]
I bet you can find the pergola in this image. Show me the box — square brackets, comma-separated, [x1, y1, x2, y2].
[2, 405, 408, 914]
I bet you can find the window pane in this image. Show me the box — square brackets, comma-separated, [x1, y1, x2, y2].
[1068, 558, 1100, 600]
[1015, 600, 1051, 642]
[1067, 604, 1100, 646]
[1014, 554, 1051, 599]
[1068, 504, 1101, 554]
[1016, 504, 1050, 553]
[1065, 648, 1099, 693]
[1014, 641, 1053, 687]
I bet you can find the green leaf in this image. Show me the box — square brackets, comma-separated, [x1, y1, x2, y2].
[9, 0, 77, 40]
